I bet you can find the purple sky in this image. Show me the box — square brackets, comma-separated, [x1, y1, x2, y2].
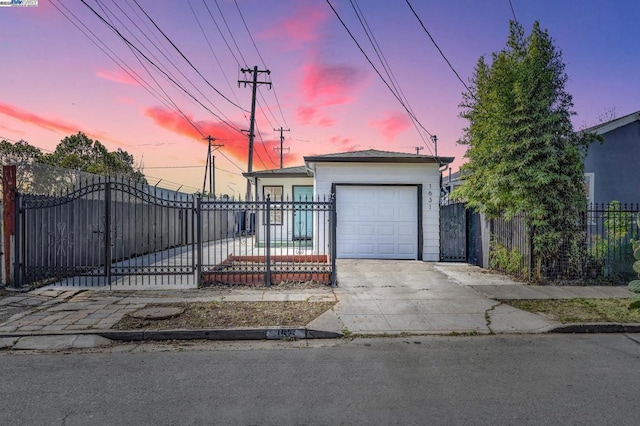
[1, 0, 638, 193]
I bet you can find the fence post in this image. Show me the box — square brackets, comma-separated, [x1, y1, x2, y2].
[12, 192, 22, 288]
[196, 196, 202, 287]
[330, 193, 337, 287]
[3, 165, 16, 287]
[529, 223, 535, 282]
[104, 182, 112, 288]
[265, 195, 272, 287]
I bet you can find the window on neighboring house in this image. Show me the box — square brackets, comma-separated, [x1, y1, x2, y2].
[584, 173, 595, 206]
[584, 173, 595, 225]
[263, 185, 283, 225]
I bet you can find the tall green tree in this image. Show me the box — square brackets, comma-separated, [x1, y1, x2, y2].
[453, 21, 597, 275]
[0, 139, 43, 189]
[40, 132, 146, 183]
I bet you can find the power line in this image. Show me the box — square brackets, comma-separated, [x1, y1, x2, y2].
[201, 0, 242, 67]
[509, 0, 518, 22]
[325, 0, 436, 144]
[214, 0, 248, 66]
[78, 0, 243, 135]
[188, 0, 244, 107]
[52, 0, 176, 110]
[233, 0, 290, 129]
[350, 0, 433, 153]
[103, 0, 231, 120]
[404, 0, 477, 103]
[132, 0, 248, 113]
[92, 0, 212, 142]
[53, 0, 248, 176]
[234, 0, 267, 68]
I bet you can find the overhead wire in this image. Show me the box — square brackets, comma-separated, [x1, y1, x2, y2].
[325, 0, 437, 149]
[214, 0, 249, 66]
[234, 0, 290, 130]
[132, 0, 248, 113]
[508, 0, 518, 22]
[201, 0, 242, 67]
[78, 0, 243, 135]
[53, 0, 248, 176]
[106, 0, 232, 120]
[404, 0, 478, 103]
[350, 0, 434, 154]
[203, 0, 278, 167]
[188, 0, 244, 107]
[51, 0, 176, 110]
[92, 0, 210, 140]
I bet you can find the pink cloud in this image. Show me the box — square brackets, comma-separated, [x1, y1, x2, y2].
[117, 96, 136, 105]
[318, 117, 336, 127]
[295, 63, 364, 127]
[330, 136, 352, 146]
[296, 106, 318, 124]
[0, 122, 25, 136]
[96, 69, 139, 86]
[144, 106, 285, 167]
[301, 63, 362, 103]
[0, 101, 117, 144]
[260, 4, 329, 50]
[0, 101, 80, 134]
[370, 112, 411, 141]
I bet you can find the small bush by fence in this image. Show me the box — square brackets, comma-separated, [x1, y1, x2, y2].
[488, 202, 639, 284]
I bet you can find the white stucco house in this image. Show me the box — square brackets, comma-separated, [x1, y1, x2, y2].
[243, 149, 454, 262]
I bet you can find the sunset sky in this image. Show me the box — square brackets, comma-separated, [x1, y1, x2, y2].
[1, 0, 639, 194]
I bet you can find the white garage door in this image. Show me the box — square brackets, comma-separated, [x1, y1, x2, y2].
[336, 186, 418, 259]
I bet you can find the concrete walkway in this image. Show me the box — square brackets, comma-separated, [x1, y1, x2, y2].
[0, 260, 636, 350]
[308, 260, 626, 335]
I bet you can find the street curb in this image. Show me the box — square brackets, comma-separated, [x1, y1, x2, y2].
[0, 327, 343, 342]
[550, 323, 640, 333]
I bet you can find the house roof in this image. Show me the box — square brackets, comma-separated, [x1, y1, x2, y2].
[581, 109, 640, 135]
[242, 165, 311, 178]
[304, 149, 454, 164]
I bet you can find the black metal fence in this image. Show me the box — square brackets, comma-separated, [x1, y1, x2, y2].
[13, 178, 336, 289]
[198, 195, 336, 287]
[488, 202, 640, 284]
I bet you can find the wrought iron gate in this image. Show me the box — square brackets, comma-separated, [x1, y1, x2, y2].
[13, 180, 337, 288]
[440, 202, 467, 261]
[15, 180, 196, 288]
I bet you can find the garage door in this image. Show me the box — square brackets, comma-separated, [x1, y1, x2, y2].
[336, 186, 418, 259]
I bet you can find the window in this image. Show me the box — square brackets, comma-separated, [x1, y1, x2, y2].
[263, 186, 283, 225]
[584, 173, 595, 225]
[584, 173, 595, 206]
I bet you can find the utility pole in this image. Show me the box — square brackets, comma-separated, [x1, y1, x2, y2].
[202, 135, 223, 196]
[273, 127, 290, 169]
[414, 146, 424, 155]
[238, 66, 271, 200]
[431, 135, 438, 157]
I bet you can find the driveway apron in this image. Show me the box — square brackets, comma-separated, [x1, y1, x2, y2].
[332, 259, 499, 334]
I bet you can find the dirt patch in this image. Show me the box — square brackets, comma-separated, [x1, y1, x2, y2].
[504, 298, 640, 323]
[113, 301, 336, 330]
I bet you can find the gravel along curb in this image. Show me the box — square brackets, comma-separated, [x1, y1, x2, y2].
[0, 328, 342, 342]
[551, 323, 640, 333]
[99, 328, 342, 341]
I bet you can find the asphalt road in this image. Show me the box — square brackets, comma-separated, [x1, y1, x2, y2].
[1, 334, 639, 425]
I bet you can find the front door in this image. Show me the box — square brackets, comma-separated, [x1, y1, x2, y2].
[293, 186, 313, 240]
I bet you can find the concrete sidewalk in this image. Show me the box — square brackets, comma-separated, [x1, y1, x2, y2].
[0, 260, 636, 350]
[308, 260, 633, 335]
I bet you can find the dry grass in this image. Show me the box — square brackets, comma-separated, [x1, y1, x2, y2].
[113, 300, 336, 330]
[504, 298, 640, 323]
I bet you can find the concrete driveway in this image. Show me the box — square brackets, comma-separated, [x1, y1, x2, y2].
[308, 259, 557, 335]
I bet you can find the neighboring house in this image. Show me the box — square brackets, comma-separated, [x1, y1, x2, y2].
[582, 110, 640, 205]
[244, 149, 454, 261]
[441, 169, 465, 204]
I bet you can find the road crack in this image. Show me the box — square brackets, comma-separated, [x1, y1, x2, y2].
[485, 302, 501, 335]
